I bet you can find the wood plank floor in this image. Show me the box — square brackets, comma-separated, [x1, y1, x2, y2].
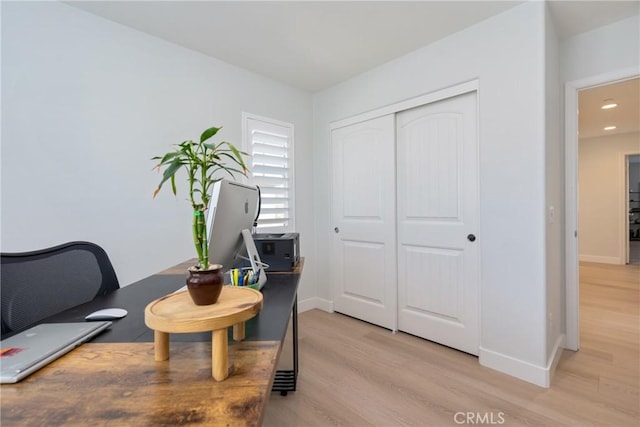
[263, 262, 639, 426]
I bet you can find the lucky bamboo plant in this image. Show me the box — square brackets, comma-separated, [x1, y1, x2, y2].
[152, 126, 248, 270]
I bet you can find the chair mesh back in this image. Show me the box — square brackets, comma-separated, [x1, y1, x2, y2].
[1, 242, 119, 335]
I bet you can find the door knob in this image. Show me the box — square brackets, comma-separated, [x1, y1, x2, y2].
[334, 227, 340, 233]
[467, 234, 476, 242]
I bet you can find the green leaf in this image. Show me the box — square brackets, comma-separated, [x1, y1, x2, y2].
[170, 174, 177, 196]
[217, 152, 242, 163]
[202, 142, 218, 151]
[153, 159, 183, 197]
[200, 126, 220, 143]
[219, 141, 248, 156]
[218, 153, 248, 173]
[157, 151, 184, 165]
[227, 143, 245, 159]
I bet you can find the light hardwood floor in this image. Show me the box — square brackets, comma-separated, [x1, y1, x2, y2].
[263, 262, 639, 426]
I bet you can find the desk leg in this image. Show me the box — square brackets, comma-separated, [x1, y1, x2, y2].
[154, 331, 170, 361]
[292, 296, 299, 379]
[272, 294, 298, 395]
[233, 322, 245, 341]
[212, 329, 229, 381]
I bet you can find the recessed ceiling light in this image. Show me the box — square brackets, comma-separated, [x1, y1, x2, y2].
[604, 126, 617, 131]
[601, 99, 618, 109]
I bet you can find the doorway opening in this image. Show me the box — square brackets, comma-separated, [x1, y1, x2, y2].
[565, 72, 639, 350]
[629, 154, 640, 264]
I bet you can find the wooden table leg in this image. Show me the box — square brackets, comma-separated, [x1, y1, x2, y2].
[212, 328, 229, 381]
[154, 330, 169, 361]
[233, 322, 245, 341]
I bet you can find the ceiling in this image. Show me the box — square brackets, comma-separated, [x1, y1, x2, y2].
[579, 77, 640, 139]
[66, 1, 640, 93]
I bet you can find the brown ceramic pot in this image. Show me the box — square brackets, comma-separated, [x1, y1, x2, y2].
[186, 264, 224, 305]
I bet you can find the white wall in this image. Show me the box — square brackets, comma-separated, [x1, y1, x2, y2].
[1, 1, 315, 299]
[561, 15, 640, 83]
[578, 132, 640, 264]
[544, 2, 564, 369]
[313, 2, 549, 385]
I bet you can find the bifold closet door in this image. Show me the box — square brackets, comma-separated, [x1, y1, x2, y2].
[331, 115, 397, 331]
[396, 91, 480, 355]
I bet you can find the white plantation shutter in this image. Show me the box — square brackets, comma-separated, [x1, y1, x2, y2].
[243, 113, 294, 232]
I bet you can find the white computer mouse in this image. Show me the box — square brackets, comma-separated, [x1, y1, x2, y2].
[85, 308, 128, 321]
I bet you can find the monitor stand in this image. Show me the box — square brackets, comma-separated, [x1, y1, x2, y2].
[241, 229, 267, 289]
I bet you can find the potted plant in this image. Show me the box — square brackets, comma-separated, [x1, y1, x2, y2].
[152, 125, 248, 305]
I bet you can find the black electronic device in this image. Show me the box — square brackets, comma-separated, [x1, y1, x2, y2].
[252, 233, 299, 272]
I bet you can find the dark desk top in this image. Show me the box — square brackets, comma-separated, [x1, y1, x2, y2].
[41, 266, 301, 344]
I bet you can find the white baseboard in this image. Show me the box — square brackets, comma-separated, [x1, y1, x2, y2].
[298, 297, 334, 313]
[548, 334, 565, 385]
[479, 345, 555, 388]
[579, 254, 622, 264]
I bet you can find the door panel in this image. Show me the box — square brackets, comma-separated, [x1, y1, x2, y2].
[342, 241, 386, 304]
[404, 114, 461, 220]
[397, 91, 479, 355]
[403, 245, 462, 320]
[331, 115, 397, 330]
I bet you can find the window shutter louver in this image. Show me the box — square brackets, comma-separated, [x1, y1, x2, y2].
[243, 114, 294, 232]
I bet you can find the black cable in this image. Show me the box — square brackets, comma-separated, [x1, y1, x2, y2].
[254, 185, 261, 229]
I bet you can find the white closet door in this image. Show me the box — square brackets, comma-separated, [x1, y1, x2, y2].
[331, 115, 397, 330]
[396, 91, 479, 355]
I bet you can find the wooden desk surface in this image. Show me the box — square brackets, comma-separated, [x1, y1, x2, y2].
[1, 341, 280, 427]
[0, 259, 303, 427]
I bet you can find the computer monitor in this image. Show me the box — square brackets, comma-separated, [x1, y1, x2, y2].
[205, 179, 265, 285]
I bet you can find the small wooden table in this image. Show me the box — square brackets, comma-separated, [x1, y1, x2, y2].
[145, 286, 263, 381]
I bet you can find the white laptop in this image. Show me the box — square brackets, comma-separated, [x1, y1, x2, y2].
[0, 321, 112, 384]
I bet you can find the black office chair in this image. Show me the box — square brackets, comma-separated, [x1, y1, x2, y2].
[1, 241, 120, 337]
